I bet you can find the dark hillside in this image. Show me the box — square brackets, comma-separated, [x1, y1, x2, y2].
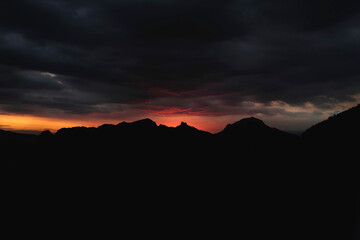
[2, 109, 359, 239]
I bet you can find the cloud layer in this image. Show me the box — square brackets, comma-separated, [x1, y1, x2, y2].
[1, 0, 360, 131]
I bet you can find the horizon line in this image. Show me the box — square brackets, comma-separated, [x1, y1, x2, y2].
[2, 116, 306, 136]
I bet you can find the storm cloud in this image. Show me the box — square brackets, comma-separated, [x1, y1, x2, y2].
[1, 0, 360, 130]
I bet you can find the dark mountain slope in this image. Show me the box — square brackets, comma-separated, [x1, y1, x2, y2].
[40, 117, 302, 160]
[302, 104, 360, 149]
[37, 118, 214, 161]
[0, 129, 36, 144]
[300, 104, 360, 240]
[176, 121, 211, 136]
[216, 117, 300, 156]
[3, 113, 359, 240]
[53, 118, 210, 142]
[218, 117, 297, 140]
[0, 129, 37, 164]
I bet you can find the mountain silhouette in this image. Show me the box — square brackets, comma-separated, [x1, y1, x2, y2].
[176, 121, 211, 135]
[1, 129, 36, 162]
[39, 117, 297, 147]
[218, 117, 298, 142]
[302, 104, 360, 150]
[216, 117, 300, 157]
[159, 121, 211, 141]
[2, 108, 359, 162]
[0, 129, 36, 144]
[2, 106, 360, 240]
[34, 117, 301, 160]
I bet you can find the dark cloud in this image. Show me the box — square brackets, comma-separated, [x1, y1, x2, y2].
[258, 0, 360, 31]
[1, 0, 360, 123]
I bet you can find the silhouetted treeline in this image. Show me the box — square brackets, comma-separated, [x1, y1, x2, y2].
[2, 105, 360, 239]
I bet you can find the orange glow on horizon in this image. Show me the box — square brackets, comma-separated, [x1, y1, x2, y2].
[0, 114, 102, 133]
[0, 114, 226, 134]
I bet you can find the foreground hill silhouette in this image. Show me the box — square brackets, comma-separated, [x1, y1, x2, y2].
[0, 129, 36, 164]
[0, 129, 36, 144]
[303, 104, 360, 150]
[2, 106, 360, 239]
[34, 117, 300, 159]
[217, 117, 300, 156]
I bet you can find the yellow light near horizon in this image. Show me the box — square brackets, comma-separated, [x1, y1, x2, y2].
[0, 115, 97, 133]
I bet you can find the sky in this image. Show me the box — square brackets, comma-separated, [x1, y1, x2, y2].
[1, 0, 360, 134]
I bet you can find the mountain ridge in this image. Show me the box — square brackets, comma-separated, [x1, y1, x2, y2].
[51, 117, 283, 136]
[303, 104, 360, 139]
[3, 105, 359, 240]
[1, 103, 360, 150]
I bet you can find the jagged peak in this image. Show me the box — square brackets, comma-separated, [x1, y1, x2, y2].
[180, 122, 188, 127]
[176, 121, 193, 129]
[176, 122, 197, 130]
[174, 122, 211, 136]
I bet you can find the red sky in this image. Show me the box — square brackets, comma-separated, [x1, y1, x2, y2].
[1, 101, 355, 134]
[0, 112, 229, 134]
[2, 96, 360, 135]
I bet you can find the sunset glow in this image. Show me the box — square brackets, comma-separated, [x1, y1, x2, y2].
[1, 98, 356, 134]
[0, 113, 224, 134]
[0, 114, 98, 133]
